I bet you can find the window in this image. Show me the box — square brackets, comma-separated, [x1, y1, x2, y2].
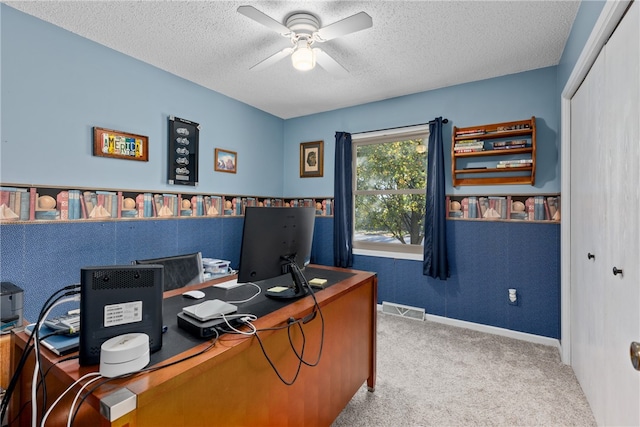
[352, 125, 429, 256]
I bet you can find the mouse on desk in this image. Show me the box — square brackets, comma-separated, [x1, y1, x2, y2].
[182, 290, 205, 299]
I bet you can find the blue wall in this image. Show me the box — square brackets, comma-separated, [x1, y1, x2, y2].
[0, 216, 559, 338]
[283, 67, 560, 197]
[0, 3, 602, 339]
[0, 5, 284, 196]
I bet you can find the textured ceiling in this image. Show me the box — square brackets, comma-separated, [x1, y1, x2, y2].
[5, 1, 580, 119]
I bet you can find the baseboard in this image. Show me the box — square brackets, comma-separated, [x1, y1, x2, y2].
[377, 304, 560, 349]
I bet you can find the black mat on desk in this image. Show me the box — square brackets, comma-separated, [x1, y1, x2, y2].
[149, 267, 355, 366]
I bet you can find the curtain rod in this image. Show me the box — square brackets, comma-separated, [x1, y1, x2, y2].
[352, 118, 449, 135]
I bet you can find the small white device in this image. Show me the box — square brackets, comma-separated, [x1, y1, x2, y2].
[99, 333, 150, 378]
[182, 299, 238, 322]
[215, 278, 243, 290]
[182, 290, 206, 299]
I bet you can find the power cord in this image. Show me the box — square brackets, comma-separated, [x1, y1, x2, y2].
[225, 282, 262, 304]
[68, 334, 220, 426]
[32, 293, 81, 427]
[0, 284, 80, 424]
[39, 372, 101, 427]
[249, 261, 325, 385]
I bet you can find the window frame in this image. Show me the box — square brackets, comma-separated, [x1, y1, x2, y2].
[351, 124, 430, 258]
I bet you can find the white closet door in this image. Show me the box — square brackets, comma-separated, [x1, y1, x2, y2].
[570, 48, 608, 424]
[602, 1, 640, 424]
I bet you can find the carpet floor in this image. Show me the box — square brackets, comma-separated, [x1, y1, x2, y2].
[332, 312, 596, 426]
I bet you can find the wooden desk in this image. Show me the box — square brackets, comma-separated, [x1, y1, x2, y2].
[10, 265, 377, 426]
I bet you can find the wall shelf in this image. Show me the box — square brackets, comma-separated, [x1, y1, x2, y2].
[452, 117, 536, 186]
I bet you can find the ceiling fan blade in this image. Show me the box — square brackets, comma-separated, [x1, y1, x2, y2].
[237, 5, 291, 35]
[314, 49, 349, 77]
[250, 47, 294, 71]
[315, 11, 372, 41]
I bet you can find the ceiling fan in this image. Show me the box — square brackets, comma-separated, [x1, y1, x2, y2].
[237, 5, 373, 76]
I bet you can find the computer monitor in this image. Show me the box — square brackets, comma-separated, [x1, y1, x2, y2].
[238, 206, 315, 299]
[79, 264, 164, 366]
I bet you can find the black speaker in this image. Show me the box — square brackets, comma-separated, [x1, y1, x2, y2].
[79, 265, 164, 366]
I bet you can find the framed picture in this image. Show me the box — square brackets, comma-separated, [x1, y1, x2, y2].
[215, 148, 237, 174]
[300, 141, 323, 178]
[168, 116, 199, 186]
[93, 127, 149, 161]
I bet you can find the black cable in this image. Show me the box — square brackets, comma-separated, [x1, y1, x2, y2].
[33, 289, 81, 420]
[5, 350, 80, 426]
[287, 262, 325, 367]
[250, 261, 325, 385]
[253, 324, 305, 386]
[0, 284, 80, 423]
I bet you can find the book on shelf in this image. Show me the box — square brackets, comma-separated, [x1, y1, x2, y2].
[150, 193, 158, 217]
[454, 141, 484, 147]
[533, 196, 546, 220]
[77, 191, 88, 219]
[0, 186, 29, 221]
[543, 197, 551, 220]
[468, 196, 479, 218]
[496, 123, 531, 132]
[167, 194, 179, 217]
[510, 212, 528, 220]
[56, 191, 69, 220]
[154, 194, 175, 217]
[478, 197, 488, 218]
[492, 139, 529, 148]
[96, 191, 118, 218]
[491, 144, 527, 150]
[483, 196, 506, 219]
[498, 159, 533, 164]
[454, 142, 484, 149]
[232, 197, 243, 216]
[19, 190, 30, 221]
[190, 195, 203, 217]
[323, 199, 333, 216]
[67, 190, 77, 219]
[246, 197, 257, 208]
[547, 196, 560, 221]
[456, 129, 486, 137]
[135, 192, 154, 218]
[136, 193, 145, 218]
[496, 163, 531, 168]
[497, 159, 533, 168]
[82, 191, 110, 219]
[525, 197, 535, 220]
[209, 195, 222, 216]
[454, 147, 484, 153]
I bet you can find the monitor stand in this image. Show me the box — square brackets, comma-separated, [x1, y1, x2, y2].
[265, 262, 309, 300]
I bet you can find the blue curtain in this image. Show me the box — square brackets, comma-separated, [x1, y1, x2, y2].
[423, 117, 449, 279]
[333, 132, 353, 268]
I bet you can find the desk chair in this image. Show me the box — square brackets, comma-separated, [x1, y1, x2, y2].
[134, 252, 204, 291]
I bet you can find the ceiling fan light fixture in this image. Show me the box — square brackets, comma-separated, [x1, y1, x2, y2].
[291, 40, 316, 71]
